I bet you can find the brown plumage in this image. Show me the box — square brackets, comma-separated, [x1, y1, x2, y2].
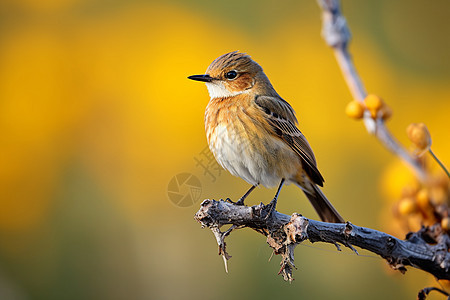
[189, 51, 344, 223]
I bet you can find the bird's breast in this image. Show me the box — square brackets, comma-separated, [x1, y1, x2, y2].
[204, 97, 301, 187]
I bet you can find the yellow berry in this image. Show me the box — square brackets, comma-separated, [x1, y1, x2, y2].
[398, 197, 417, 215]
[364, 94, 383, 118]
[441, 217, 450, 231]
[406, 123, 432, 151]
[416, 189, 431, 210]
[345, 101, 365, 119]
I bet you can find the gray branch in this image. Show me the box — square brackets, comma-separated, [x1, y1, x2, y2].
[195, 199, 450, 282]
[316, 0, 427, 181]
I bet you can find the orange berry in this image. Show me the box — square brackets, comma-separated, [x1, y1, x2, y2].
[406, 123, 432, 151]
[345, 101, 365, 119]
[416, 189, 431, 210]
[398, 197, 417, 215]
[364, 94, 383, 110]
[441, 217, 450, 231]
[364, 94, 383, 118]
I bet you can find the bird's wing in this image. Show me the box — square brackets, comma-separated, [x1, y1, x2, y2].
[254, 95, 324, 186]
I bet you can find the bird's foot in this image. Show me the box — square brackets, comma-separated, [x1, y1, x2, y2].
[225, 198, 235, 204]
[235, 197, 246, 206]
[225, 197, 245, 206]
[264, 197, 278, 220]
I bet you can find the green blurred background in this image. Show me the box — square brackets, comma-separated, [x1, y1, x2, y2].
[0, 0, 449, 299]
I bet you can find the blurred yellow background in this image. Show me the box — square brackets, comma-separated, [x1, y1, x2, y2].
[0, 0, 449, 299]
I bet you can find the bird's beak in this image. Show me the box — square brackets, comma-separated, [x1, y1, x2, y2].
[188, 74, 214, 82]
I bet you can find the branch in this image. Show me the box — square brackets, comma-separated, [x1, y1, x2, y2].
[195, 199, 450, 282]
[316, 0, 427, 181]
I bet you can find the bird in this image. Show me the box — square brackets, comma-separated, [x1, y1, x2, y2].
[188, 51, 344, 223]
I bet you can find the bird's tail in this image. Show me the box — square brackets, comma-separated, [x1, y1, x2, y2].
[301, 183, 345, 223]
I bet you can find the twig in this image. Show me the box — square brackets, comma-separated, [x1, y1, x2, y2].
[429, 149, 450, 179]
[194, 199, 450, 282]
[316, 0, 427, 181]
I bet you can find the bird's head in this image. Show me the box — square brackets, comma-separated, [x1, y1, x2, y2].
[188, 51, 269, 99]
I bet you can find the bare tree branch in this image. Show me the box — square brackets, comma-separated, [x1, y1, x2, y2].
[195, 199, 450, 282]
[316, 0, 427, 181]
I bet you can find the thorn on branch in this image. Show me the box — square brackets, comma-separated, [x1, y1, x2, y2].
[343, 222, 359, 255]
[210, 226, 232, 273]
[333, 242, 342, 251]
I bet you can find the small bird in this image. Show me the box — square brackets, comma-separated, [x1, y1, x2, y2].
[188, 51, 344, 223]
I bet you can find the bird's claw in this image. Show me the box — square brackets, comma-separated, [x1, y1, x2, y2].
[225, 198, 235, 204]
[235, 198, 245, 206]
[264, 197, 278, 220]
[225, 197, 245, 206]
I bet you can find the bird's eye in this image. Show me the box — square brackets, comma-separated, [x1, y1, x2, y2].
[225, 71, 238, 80]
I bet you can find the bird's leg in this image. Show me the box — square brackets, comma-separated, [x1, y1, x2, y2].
[235, 184, 258, 205]
[265, 179, 285, 218]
